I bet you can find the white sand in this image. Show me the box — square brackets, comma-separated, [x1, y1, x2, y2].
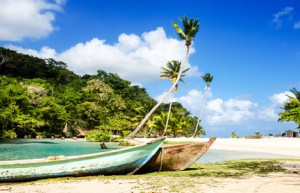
[210, 137, 300, 157]
[145, 137, 300, 158]
[1, 168, 300, 193]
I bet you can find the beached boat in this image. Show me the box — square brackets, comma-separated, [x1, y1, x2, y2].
[141, 137, 216, 171]
[0, 137, 165, 182]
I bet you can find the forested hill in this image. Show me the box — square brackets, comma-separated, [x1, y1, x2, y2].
[0, 47, 203, 141]
[0, 47, 78, 85]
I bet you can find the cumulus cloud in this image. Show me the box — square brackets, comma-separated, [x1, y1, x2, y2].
[272, 7, 294, 29]
[6, 44, 57, 59]
[156, 89, 295, 137]
[258, 91, 293, 120]
[294, 21, 300, 29]
[0, 0, 63, 41]
[8, 27, 197, 83]
[176, 89, 211, 115]
[269, 91, 293, 105]
[205, 98, 257, 125]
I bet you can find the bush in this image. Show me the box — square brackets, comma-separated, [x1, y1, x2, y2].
[3, 130, 17, 139]
[86, 130, 111, 142]
[121, 130, 131, 137]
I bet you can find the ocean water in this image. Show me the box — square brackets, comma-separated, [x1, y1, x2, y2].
[0, 139, 297, 162]
[197, 149, 298, 163]
[0, 139, 122, 161]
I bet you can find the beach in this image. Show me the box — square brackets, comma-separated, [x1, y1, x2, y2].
[1, 137, 300, 193]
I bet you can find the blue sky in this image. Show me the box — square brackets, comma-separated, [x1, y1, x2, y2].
[1, 0, 299, 137]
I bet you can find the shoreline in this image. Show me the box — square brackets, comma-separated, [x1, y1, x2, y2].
[1, 137, 300, 192]
[138, 137, 300, 158]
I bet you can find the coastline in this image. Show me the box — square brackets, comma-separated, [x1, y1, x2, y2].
[1, 137, 300, 193]
[138, 137, 300, 158]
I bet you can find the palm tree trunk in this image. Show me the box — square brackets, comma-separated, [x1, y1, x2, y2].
[126, 46, 190, 139]
[192, 86, 209, 137]
[162, 89, 175, 136]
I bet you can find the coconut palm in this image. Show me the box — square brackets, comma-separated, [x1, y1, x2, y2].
[160, 60, 189, 136]
[126, 16, 199, 139]
[192, 73, 213, 137]
[150, 112, 169, 136]
[278, 88, 300, 129]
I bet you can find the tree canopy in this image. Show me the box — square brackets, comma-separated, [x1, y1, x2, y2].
[0, 47, 200, 141]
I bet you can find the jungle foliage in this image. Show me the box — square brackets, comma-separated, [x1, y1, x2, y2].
[0, 47, 203, 141]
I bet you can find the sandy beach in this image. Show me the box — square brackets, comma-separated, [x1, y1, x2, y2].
[1, 137, 300, 193]
[168, 137, 300, 158]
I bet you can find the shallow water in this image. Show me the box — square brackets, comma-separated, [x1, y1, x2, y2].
[197, 149, 299, 163]
[0, 139, 123, 161]
[1, 139, 298, 162]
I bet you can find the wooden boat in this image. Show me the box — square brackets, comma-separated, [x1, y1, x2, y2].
[0, 137, 165, 182]
[141, 137, 216, 171]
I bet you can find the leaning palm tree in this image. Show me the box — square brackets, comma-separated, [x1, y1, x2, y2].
[160, 60, 189, 136]
[126, 16, 199, 139]
[192, 73, 213, 137]
[278, 88, 300, 129]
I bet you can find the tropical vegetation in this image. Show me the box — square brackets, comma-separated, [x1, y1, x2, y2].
[0, 47, 201, 141]
[278, 88, 300, 129]
[0, 16, 209, 141]
[126, 16, 200, 139]
[160, 60, 189, 136]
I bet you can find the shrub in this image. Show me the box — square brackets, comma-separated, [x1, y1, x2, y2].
[3, 130, 17, 139]
[86, 130, 111, 142]
[121, 130, 131, 137]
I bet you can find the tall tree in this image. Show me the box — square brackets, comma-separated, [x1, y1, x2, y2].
[278, 88, 300, 129]
[160, 60, 189, 136]
[192, 73, 213, 137]
[126, 16, 200, 139]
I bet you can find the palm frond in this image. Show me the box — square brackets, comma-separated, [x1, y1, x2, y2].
[172, 22, 187, 40]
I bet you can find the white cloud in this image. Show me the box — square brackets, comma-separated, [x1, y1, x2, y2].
[8, 27, 197, 84]
[6, 44, 57, 59]
[155, 89, 294, 127]
[0, 0, 63, 41]
[154, 89, 209, 116]
[55, 0, 67, 5]
[272, 7, 294, 29]
[294, 21, 300, 29]
[177, 89, 208, 115]
[258, 91, 293, 120]
[206, 98, 257, 125]
[269, 91, 293, 105]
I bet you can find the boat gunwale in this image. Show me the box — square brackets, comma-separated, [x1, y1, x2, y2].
[163, 142, 207, 149]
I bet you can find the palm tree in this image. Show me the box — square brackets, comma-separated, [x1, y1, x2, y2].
[149, 112, 169, 136]
[126, 16, 199, 139]
[192, 73, 213, 137]
[278, 88, 300, 129]
[160, 60, 189, 136]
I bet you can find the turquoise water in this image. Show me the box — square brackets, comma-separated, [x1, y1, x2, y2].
[0, 139, 123, 161]
[1, 139, 298, 162]
[197, 149, 299, 163]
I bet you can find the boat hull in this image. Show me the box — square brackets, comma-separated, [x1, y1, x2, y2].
[0, 138, 165, 182]
[142, 137, 216, 171]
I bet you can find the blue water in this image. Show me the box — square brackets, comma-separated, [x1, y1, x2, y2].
[1, 139, 298, 162]
[0, 139, 123, 161]
[197, 149, 299, 163]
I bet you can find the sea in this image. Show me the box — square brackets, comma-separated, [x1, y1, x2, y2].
[0, 139, 298, 162]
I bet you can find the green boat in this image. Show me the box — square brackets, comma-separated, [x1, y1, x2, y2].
[0, 137, 165, 182]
